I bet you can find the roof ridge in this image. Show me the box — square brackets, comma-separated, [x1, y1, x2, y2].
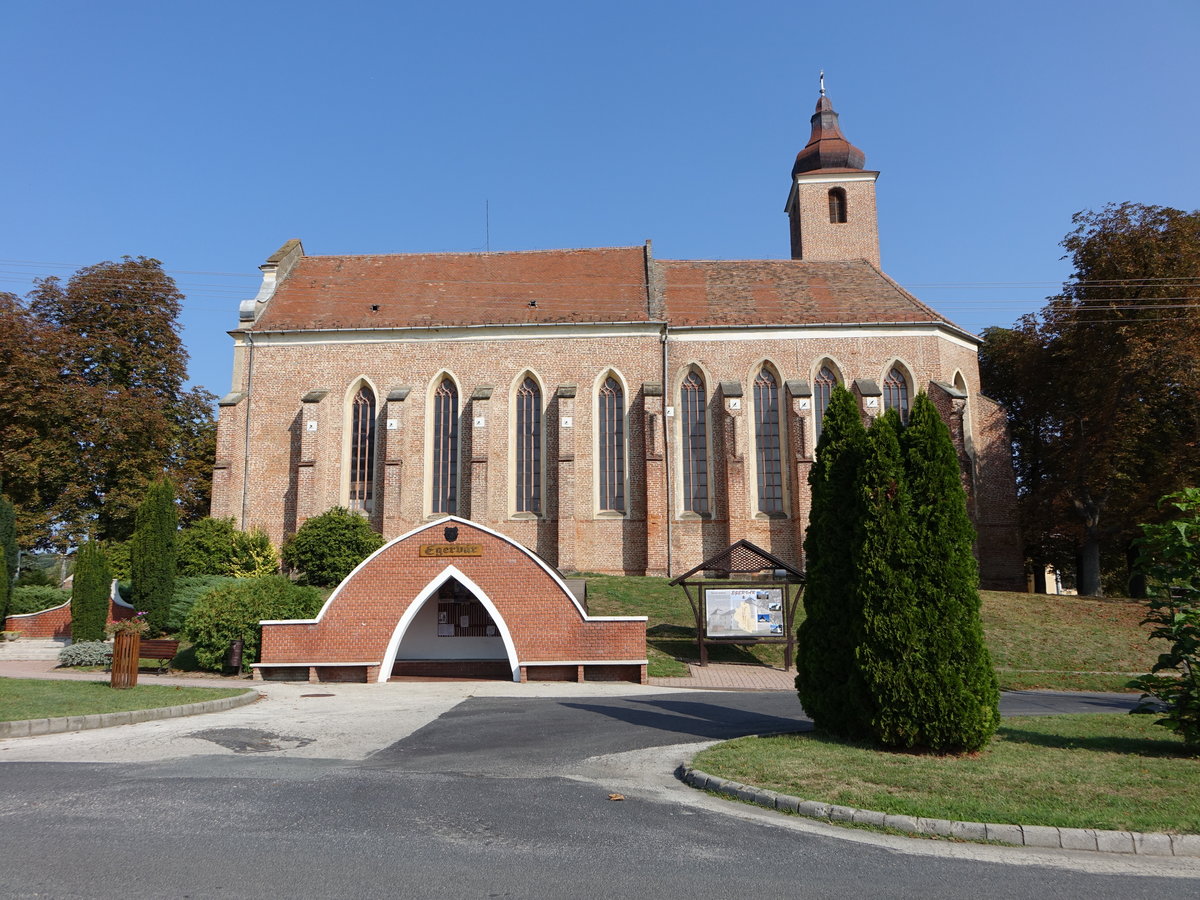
[301, 246, 646, 261]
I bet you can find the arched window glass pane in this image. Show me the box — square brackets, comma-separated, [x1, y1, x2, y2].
[680, 371, 709, 514]
[828, 188, 848, 224]
[598, 376, 625, 512]
[814, 365, 836, 442]
[515, 377, 541, 513]
[432, 378, 459, 514]
[754, 368, 784, 515]
[350, 385, 376, 512]
[884, 367, 909, 424]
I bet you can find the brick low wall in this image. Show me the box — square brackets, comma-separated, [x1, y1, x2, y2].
[4, 587, 135, 639]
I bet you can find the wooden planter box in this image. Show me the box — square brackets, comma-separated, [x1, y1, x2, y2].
[110, 631, 140, 689]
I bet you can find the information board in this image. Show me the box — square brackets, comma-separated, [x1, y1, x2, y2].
[704, 587, 784, 637]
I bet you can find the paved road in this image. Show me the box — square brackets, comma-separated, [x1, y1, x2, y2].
[1, 684, 1196, 899]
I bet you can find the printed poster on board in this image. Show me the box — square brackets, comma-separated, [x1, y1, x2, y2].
[704, 587, 784, 637]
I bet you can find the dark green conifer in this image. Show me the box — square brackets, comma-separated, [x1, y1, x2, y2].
[796, 385, 874, 737]
[855, 408, 926, 748]
[70, 541, 112, 642]
[895, 393, 999, 752]
[131, 479, 177, 635]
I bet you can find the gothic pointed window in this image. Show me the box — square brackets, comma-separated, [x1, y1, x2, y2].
[828, 187, 848, 224]
[680, 371, 709, 514]
[884, 366, 910, 424]
[814, 365, 837, 442]
[515, 377, 541, 514]
[432, 377, 459, 514]
[754, 368, 784, 515]
[598, 376, 625, 513]
[349, 385, 376, 513]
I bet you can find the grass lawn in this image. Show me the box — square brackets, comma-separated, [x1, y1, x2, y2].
[693, 713, 1199, 834]
[0, 677, 252, 722]
[584, 575, 1160, 690]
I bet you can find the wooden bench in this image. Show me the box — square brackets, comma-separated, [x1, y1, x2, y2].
[138, 639, 180, 674]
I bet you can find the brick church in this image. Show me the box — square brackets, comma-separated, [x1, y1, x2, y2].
[210, 86, 1024, 590]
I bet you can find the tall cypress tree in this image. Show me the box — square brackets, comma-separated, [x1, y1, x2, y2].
[796, 385, 873, 737]
[131, 479, 177, 635]
[0, 484, 16, 629]
[896, 393, 999, 752]
[855, 409, 925, 749]
[71, 541, 112, 642]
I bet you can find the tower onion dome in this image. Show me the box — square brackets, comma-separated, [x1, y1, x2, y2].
[792, 92, 867, 176]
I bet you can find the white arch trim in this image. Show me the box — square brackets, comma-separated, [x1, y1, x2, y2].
[376, 564, 520, 683]
[260, 515, 647, 627]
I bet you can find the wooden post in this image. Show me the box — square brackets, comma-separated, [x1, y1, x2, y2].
[111, 631, 140, 689]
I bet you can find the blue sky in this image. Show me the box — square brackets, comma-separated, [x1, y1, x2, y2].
[2, 1, 1197, 396]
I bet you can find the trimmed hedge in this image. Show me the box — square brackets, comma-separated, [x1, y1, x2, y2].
[182, 576, 322, 671]
[282, 507, 383, 587]
[9, 585, 70, 616]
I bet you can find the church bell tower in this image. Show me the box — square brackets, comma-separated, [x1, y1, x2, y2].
[785, 75, 881, 267]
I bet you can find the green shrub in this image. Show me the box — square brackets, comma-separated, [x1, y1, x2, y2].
[168, 575, 239, 634]
[70, 542, 112, 643]
[16, 567, 55, 587]
[182, 576, 322, 671]
[1131, 488, 1200, 748]
[59, 641, 112, 667]
[131, 479, 177, 635]
[105, 541, 132, 582]
[282, 507, 383, 587]
[178, 518, 278, 578]
[9, 585, 71, 615]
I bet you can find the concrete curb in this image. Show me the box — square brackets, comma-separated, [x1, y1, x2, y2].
[0, 689, 262, 740]
[679, 764, 1200, 858]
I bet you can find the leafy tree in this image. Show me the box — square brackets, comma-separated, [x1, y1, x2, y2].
[891, 394, 998, 752]
[1130, 489, 1200, 748]
[282, 507, 384, 587]
[131, 479, 177, 635]
[980, 203, 1200, 595]
[1, 259, 217, 549]
[182, 576, 323, 671]
[70, 542, 112, 642]
[0, 485, 16, 627]
[796, 386, 872, 737]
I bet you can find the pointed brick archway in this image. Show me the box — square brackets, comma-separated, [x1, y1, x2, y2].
[255, 516, 648, 684]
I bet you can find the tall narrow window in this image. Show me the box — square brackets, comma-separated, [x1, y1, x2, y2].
[680, 371, 709, 514]
[349, 385, 376, 512]
[515, 377, 541, 513]
[814, 365, 837, 442]
[884, 367, 910, 424]
[598, 376, 625, 512]
[828, 187, 848, 223]
[432, 377, 459, 514]
[754, 368, 784, 515]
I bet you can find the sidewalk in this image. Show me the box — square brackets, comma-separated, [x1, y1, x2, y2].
[1, 658, 795, 692]
[650, 662, 795, 691]
[0, 658, 254, 689]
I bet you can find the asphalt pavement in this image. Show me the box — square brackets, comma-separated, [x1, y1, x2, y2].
[1, 679, 1196, 899]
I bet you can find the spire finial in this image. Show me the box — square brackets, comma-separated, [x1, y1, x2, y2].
[819, 70, 825, 96]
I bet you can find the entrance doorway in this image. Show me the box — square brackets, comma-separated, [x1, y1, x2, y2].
[390, 575, 512, 680]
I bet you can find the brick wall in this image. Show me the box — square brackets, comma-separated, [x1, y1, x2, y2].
[257, 518, 647, 682]
[212, 325, 1024, 586]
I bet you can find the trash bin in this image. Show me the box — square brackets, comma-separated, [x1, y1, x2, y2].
[225, 639, 244, 675]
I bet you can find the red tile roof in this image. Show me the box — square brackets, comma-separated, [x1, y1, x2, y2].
[655, 259, 958, 330]
[247, 246, 966, 336]
[249, 247, 652, 331]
